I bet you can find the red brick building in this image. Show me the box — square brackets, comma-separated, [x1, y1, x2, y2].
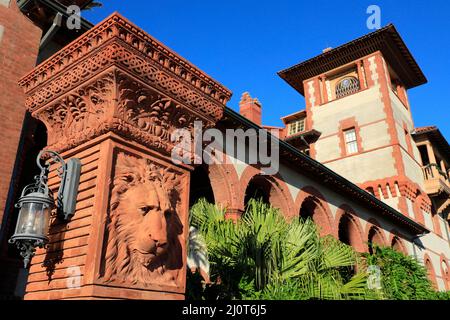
[0, 1, 449, 299]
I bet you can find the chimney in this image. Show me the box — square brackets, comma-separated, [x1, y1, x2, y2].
[322, 47, 333, 53]
[239, 92, 262, 126]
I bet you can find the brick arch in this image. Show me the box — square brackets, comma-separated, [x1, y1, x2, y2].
[365, 218, 387, 253]
[423, 253, 438, 289]
[389, 230, 407, 255]
[206, 162, 241, 210]
[295, 186, 335, 237]
[440, 255, 450, 291]
[239, 165, 295, 217]
[335, 204, 366, 253]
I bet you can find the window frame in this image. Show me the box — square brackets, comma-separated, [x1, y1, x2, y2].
[288, 118, 306, 136]
[335, 76, 360, 99]
[344, 128, 359, 155]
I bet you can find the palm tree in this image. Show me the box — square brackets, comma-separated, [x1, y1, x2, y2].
[188, 198, 379, 300]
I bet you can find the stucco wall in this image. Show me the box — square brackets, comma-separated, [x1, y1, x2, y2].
[401, 148, 425, 189]
[325, 147, 397, 184]
[312, 86, 384, 137]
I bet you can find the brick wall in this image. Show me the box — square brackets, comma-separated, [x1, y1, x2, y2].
[0, 0, 42, 298]
[0, 1, 41, 234]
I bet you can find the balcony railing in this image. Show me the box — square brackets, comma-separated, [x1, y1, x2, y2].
[422, 163, 449, 181]
[422, 163, 450, 197]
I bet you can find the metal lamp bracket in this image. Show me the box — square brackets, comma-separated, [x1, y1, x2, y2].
[37, 151, 82, 221]
[60, 158, 82, 220]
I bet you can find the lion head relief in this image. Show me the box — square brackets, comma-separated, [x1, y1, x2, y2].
[102, 152, 183, 287]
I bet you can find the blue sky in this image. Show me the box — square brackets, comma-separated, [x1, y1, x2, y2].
[83, 0, 449, 138]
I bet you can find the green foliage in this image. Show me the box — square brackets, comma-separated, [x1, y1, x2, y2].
[188, 198, 378, 300]
[364, 246, 449, 300]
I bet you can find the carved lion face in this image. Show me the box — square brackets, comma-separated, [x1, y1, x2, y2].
[117, 177, 171, 267]
[103, 153, 183, 286]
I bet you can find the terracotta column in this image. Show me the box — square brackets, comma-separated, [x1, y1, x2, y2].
[18, 13, 232, 300]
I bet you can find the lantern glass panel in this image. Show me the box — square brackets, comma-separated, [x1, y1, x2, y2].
[16, 202, 51, 238]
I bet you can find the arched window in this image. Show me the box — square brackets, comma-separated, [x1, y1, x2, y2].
[335, 77, 360, 98]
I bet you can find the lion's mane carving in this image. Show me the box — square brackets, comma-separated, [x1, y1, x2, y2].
[102, 152, 183, 287]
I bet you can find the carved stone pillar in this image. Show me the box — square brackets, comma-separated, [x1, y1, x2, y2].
[18, 13, 231, 300]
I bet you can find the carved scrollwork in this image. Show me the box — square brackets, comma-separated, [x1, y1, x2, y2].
[20, 13, 231, 123]
[33, 70, 211, 156]
[34, 73, 115, 148]
[117, 74, 203, 134]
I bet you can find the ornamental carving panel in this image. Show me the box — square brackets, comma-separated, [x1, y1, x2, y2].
[33, 70, 209, 155]
[114, 73, 205, 152]
[19, 13, 232, 125]
[20, 13, 231, 155]
[100, 151, 186, 290]
[35, 72, 115, 149]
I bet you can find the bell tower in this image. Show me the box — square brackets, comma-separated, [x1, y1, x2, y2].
[279, 25, 433, 226]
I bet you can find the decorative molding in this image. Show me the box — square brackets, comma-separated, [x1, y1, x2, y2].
[307, 80, 316, 107]
[368, 56, 379, 86]
[19, 13, 231, 131]
[33, 70, 211, 155]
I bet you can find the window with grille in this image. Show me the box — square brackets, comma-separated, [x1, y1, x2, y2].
[344, 128, 358, 154]
[335, 77, 360, 98]
[288, 118, 305, 136]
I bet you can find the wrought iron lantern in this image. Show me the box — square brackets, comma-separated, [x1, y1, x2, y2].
[9, 150, 82, 267]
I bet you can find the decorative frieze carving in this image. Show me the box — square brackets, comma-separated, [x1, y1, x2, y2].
[35, 72, 115, 149]
[19, 13, 231, 122]
[33, 70, 208, 155]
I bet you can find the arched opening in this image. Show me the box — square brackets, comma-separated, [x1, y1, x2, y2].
[368, 226, 385, 254]
[243, 174, 292, 217]
[365, 187, 375, 197]
[391, 236, 406, 255]
[299, 197, 315, 221]
[337, 213, 364, 281]
[338, 213, 364, 252]
[299, 196, 333, 236]
[424, 257, 438, 289]
[189, 165, 215, 207]
[244, 175, 271, 208]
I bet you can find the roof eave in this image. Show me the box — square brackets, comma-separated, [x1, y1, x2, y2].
[278, 24, 427, 96]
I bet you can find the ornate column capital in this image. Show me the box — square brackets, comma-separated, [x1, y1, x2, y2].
[19, 13, 232, 155]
